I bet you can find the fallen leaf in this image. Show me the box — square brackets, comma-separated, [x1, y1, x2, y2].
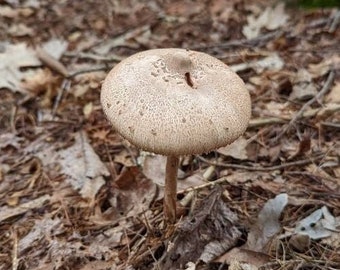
[0, 133, 24, 149]
[308, 55, 340, 78]
[110, 167, 157, 218]
[231, 54, 284, 74]
[294, 206, 338, 239]
[8, 23, 34, 37]
[0, 195, 51, 222]
[290, 69, 317, 101]
[114, 149, 135, 167]
[58, 131, 109, 200]
[162, 187, 241, 268]
[0, 5, 18, 18]
[216, 247, 270, 268]
[18, 218, 63, 255]
[42, 38, 68, 60]
[0, 43, 41, 92]
[217, 137, 248, 160]
[325, 82, 340, 104]
[321, 217, 340, 249]
[93, 25, 149, 55]
[21, 68, 58, 96]
[242, 3, 289, 39]
[245, 193, 288, 252]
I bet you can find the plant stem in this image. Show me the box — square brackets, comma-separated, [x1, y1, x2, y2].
[164, 155, 179, 224]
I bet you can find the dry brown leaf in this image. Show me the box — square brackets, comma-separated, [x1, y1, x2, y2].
[8, 23, 34, 37]
[0, 194, 51, 222]
[42, 39, 68, 60]
[245, 194, 288, 252]
[114, 149, 135, 167]
[217, 137, 248, 160]
[0, 43, 41, 92]
[166, 0, 204, 17]
[110, 167, 157, 218]
[242, 3, 289, 39]
[18, 218, 64, 255]
[216, 247, 270, 268]
[308, 55, 340, 78]
[57, 132, 109, 199]
[231, 54, 284, 74]
[21, 68, 57, 96]
[0, 132, 24, 149]
[325, 82, 340, 104]
[209, 0, 234, 23]
[290, 69, 317, 101]
[162, 187, 241, 268]
[321, 217, 340, 249]
[0, 5, 18, 18]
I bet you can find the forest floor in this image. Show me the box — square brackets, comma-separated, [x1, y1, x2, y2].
[0, 0, 339, 269]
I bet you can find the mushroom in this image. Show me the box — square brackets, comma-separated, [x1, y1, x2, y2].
[101, 48, 251, 224]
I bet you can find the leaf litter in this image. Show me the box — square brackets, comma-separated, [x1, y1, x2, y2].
[0, 0, 339, 269]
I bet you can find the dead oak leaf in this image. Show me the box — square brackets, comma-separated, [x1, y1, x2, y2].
[109, 166, 157, 218]
[162, 187, 241, 268]
[242, 3, 289, 39]
[217, 137, 248, 160]
[325, 81, 340, 104]
[0, 43, 41, 92]
[245, 193, 288, 252]
[57, 131, 109, 200]
[92, 129, 110, 141]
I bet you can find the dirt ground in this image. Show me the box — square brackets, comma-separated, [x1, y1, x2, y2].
[0, 0, 339, 269]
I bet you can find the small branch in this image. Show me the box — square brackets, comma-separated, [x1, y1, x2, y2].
[178, 177, 230, 194]
[52, 79, 71, 118]
[197, 154, 324, 172]
[63, 51, 124, 62]
[68, 66, 108, 78]
[329, 10, 340, 33]
[12, 229, 18, 270]
[273, 70, 335, 141]
[193, 30, 283, 50]
[248, 103, 340, 128]
[36, 47, 69, 77]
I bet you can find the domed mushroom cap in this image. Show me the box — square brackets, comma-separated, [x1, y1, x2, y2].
[101, 48, 251, 156]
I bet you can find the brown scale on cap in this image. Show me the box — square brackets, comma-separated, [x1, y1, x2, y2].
[101, 48, 251, 156]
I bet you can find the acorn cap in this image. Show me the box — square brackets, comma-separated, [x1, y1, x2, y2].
[101, 48, 251, 156]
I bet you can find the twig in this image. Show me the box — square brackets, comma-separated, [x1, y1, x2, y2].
[193, 30, 283, 50]
[329, 10, 340, 33]
[52, 79, 71, 119]
[63, 51, 124, 62]
[36, 47, 69, 77]
[12, 229, 18, 270]
[178, 177, 229, 194]
[274, 70, 335, 141]
[197, 154, 324, 172]
[68, 65, 108, 78]
[321, 121, 340, 129]
[248, 103, 340, 128]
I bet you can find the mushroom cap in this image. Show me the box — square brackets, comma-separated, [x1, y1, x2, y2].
[101, 48, 251, 156]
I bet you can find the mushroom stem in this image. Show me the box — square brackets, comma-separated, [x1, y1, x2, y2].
[164, 155, 179, 224]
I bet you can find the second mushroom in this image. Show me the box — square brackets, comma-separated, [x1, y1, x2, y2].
[101, 48, 251, 224]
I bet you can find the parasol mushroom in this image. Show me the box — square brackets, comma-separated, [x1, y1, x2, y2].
[101, 48, 251, 224]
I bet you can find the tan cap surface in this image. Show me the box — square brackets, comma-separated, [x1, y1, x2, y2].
[101, 48, 251, 156]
